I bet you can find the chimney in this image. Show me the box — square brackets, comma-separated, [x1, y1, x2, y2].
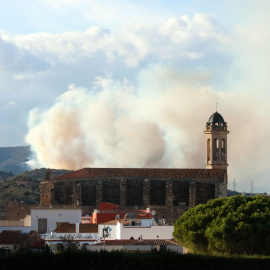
[46, 169, 51, 180]
[76, 223, 80, 233]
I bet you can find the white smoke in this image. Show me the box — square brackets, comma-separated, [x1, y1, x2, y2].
[25, 66, 228, 170]
[22, 11, 270, 194]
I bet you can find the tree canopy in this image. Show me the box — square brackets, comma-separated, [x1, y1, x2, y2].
[173, 195, 270, 255]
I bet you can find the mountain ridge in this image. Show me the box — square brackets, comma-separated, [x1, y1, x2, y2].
[0, 146, 31, 174]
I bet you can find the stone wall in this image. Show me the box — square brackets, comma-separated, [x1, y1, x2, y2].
[103, 179, 121, 205]
[5, 201, 31, 221]
[150, 180, 166, 206]
[126, 179, 143, 206]
[40, 182, 54, 206]
[40, 177, 224, 225]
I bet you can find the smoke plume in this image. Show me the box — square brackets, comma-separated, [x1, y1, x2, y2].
[24, 12, 270, 193]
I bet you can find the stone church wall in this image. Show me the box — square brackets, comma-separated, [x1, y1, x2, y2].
[40, 176, 225, 225]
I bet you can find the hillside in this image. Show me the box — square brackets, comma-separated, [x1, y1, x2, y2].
[0, 171, 14, 181]
[0, 168, 72, 207]
[0, 146, 31, 174]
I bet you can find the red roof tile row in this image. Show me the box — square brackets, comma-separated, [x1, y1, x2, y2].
[50, 168, 225, 181]
[54, 223, 98, 233]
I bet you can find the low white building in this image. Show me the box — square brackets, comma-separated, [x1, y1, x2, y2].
[0, 207, 82, 235]
[99, 218, 174, 241]
[31, 207, 82, 234]
[42, 222, 99, 250]
[87, 239, 183, 253]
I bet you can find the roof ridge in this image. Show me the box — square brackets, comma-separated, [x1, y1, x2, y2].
[49, 168, 226, 181]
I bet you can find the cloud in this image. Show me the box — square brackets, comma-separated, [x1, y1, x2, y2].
[2, 14, 228, 67]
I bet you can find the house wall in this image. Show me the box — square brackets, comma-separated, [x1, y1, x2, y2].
[0, 215, 32, 227]
[98, 224, 117, 240]
[31, 208, 82, 233]
[87, 245, 152, 252]
[119, 225, 174, 240]
[98, 222, 174, 240]
[139, 219, 152, 227]
[0, 220, 24, 227]
[87, 244, 183, 253]
[24, 215, 31, 226]
[5, 201, 32, 221]
[0, 226, 31, 233]
[42, 232, 99, 248]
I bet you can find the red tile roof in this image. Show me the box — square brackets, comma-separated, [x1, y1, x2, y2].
[54, 223, 98, 233]
[0, 230, 45, 248]
[49, 168, 225, 181]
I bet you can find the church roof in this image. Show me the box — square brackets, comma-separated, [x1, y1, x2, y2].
[48, 168, 226, 181]
[207, 112, 225, 124]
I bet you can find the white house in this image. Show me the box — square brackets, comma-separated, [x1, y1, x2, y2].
[98, 218, 174, 241]
[31, 207, 82, 234]
[41, 222, 99, 250]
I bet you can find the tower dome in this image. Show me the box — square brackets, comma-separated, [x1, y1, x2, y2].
[206, 112, 227, 128]
[208, 112, 225, 125]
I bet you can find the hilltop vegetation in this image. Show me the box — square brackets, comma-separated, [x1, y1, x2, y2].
[0, 168, 71, 207]
[0, 171, 14, 181]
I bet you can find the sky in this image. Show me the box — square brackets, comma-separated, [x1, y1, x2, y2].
[0, 0, 270, 193]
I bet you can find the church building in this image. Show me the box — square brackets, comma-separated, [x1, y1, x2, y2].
[39, 112, 229, 225]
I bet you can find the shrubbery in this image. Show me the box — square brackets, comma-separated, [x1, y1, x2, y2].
[1, 250, 270, 270]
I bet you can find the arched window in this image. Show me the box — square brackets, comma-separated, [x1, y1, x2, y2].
[207, 139, 210, 162]
[221, 139, 226, 161]
[213, 138, 219, 161]
[215, 138, 219, 148]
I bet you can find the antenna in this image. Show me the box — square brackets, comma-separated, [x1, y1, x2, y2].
[251, 179, 254, 194]
[233, 178, 237, 192]
[216, 98, 218, 112]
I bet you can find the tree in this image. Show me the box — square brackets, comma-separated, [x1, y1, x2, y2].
[173, 195, 270, 255]
[61, 235, 80, 252]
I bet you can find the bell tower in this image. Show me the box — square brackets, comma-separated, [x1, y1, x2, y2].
[204, 112, 229, 170]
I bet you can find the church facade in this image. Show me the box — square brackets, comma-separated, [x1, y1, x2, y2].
[39, 112, 229, 225]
